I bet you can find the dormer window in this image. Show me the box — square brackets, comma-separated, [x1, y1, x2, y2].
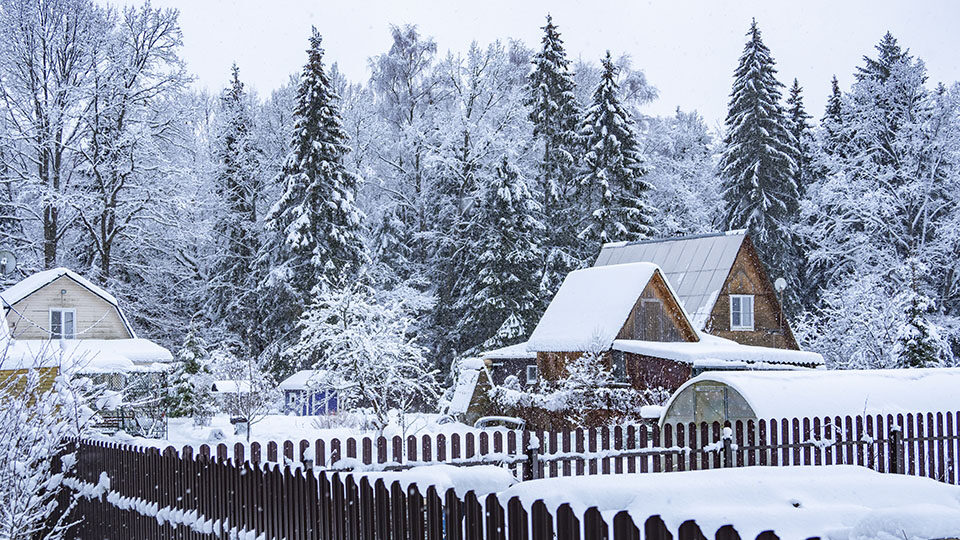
[50, 308, 76, 339]
[729, 295, 754, 331]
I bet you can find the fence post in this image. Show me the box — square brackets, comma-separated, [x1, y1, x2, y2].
[722, 426, 733, 468]
[889, 426, 904, 474]
[525, 433, 541, 481]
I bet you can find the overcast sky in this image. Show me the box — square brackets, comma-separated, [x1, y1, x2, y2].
[138, 0, 960, 127]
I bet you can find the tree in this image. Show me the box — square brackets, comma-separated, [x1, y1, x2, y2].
[457, 156, 543, 352]
[578, 51, 653, 253]
[718, 19, 798, 301]
[207, 65, 263, 358]
[785, 79, 813, 197]
[215, 347, 279, 441]
[260, 29, 366, 374]
[526, 15, 581, 295]
[286, 278, 439, 432]
[167, 329, 215, 425]
[821, 75, 845, 156]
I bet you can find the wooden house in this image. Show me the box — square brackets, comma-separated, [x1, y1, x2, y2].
[0, 268, 173, 388]
[594, 230, 798, 350]
[278, 370, 340, 416]
[524, 262, 821, 395]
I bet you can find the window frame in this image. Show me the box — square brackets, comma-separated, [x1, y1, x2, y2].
[525, 364, 538, 385]
[49, 308, 77, 339]
[729, 294, 755, 331]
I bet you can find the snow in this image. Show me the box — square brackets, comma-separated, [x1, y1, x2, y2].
[498, 465, 960, 540]
[480, 341, 536, 360]
[0, 339, 172, 373]
[640, 405, 664, 419]
[210, 380, 251, 394]
[665, 367, 960, 420]
[528, 262, 695, 352]
[458, 357, 487, 370]
[0, 267, 137, 338]
[278, 369, 334, 391]
[447, 369, 479, 415]
[355, 464, 517, 497]
[613, 333, 823, 367]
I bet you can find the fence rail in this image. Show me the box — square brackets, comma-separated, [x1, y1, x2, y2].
[120, 410, 960, 484]
[71, 440, 782, 540]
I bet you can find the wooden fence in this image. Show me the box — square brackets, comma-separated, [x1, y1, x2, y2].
[71, 440, 784, 540]
[131, 410, 960, 484]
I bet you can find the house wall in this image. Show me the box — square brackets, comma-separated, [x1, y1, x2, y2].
[486, 357, 538, 387]
[617, 271, 699, 343]
[5, 276, 132, 340]
[704, 237, 799, 350]
[0, 367, 59, 397]
[625, 353, 692, 393]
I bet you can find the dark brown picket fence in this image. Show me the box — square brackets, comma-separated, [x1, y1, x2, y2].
[129, 410, 960, 484]
[70, 439, 786, 540]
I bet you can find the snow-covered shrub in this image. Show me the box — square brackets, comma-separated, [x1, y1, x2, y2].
[286, 278, 439, 433]
[214, 348, 279, 441]
[167, 330, 215, 425]
[0, 356, 97, 538]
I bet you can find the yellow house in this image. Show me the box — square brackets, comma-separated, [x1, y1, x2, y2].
[0, 268, 173, 390]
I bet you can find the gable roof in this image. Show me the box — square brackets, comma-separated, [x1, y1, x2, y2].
[527, 262, 697, 352]
[0, 268, 137, 338]
[594, 231, 747, 329]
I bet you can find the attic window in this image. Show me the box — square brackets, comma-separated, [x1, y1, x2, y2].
[50, 308, 76, 339]
[525, 365, 538, 385]
[730, 295, 754, 331]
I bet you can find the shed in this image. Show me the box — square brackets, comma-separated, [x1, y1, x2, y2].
[480, 342, 538, 386]
[661, 368, 960, 425]
[278, 370, 339, 416]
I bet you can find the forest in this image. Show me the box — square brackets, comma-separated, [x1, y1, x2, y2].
[1, 0, 958, 385]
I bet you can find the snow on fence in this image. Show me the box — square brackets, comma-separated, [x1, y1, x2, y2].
[69, 439, 779, 540]
[109, 410, 960, 485]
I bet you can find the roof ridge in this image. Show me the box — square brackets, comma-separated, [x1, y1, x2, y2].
[601, 229, 746, 249]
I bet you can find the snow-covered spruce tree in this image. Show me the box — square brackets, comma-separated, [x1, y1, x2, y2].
[798, 34, 960, 367]
[457, 156, 543, 353]
[577, 51, 653, 255]
[820, 76, 845, 157]
[259, 29, 366, 374]
[526, 15, 582, 298]
[286, 278, 439, 433]
[785, 79, 813, 197]
[718, 19, 799, 307]
[207, 65, 263, 354]
[167, 329, 215, 425]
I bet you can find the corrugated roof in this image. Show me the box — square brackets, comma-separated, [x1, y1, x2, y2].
[594, 231, 746, 329]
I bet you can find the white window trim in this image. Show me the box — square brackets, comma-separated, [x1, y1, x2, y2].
[729, 294, 755, 331]
[49, 308, 77, 339]
[525, 364, 538, 385]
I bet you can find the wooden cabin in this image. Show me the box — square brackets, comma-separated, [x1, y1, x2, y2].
[524, 262, 820, 395]
[594, 231, 798, 350]
[278, 370, 340, 416]
[0, 268, 172, 385]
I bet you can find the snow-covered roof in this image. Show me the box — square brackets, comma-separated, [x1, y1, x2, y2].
[613, 334, 823, 367]
[211, 380, 251, 394]
[0, 339, 172, 374]
[278, 369, 338, 391]
[0, 268, 137, 338]
[497, 465, 960, 540]
[595, 231, 746, 329]
[479, 342, 536, 360]
[665, 367, 960, 420]
[528, 262, 695, 352]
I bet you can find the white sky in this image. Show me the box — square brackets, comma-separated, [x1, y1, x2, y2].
[135, 0, 960, 126]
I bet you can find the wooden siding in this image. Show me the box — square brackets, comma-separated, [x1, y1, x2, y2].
[704, 237, 799, 350]
[4, 276, 132, 340]
[0, 367, 59, 396]
[616, 270, 699, 343]
[625, 353, 692, 393]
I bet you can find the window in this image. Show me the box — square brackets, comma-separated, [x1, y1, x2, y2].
[729, 295, 754, 331]
[525, 364, 538, 385]
[49, 308, 76, 339]
[611, 350, 628, 383]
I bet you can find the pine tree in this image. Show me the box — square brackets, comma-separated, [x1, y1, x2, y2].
[785, 79, 813, 197]
[259, 29, 367, 375]
[167, 329, 215, 425]
[208, 65, 263, 357]
[821, 76, 845, 156]
[526, 15, 581, 296]
[718, 19, 798, 293]
[458, 156, 543, 353]
[578, 51, 653, 254]
[856, 32, 910, 83]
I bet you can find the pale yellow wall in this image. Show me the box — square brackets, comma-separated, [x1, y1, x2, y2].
[4, 276, 132, 340]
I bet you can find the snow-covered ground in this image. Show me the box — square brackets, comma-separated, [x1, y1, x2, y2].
[109, 412, 492, 453]
[498, 465, 960, 540]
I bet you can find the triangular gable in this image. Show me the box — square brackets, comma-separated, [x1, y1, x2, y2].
[528, 262, 698, 352]
[615, 270, 699, 343]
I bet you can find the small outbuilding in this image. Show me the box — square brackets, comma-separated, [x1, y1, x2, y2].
[278, 370, 339, 416]
[661, 368, 960, 425]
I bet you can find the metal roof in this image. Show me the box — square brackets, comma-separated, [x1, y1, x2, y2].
[594, 231, 747, 329]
